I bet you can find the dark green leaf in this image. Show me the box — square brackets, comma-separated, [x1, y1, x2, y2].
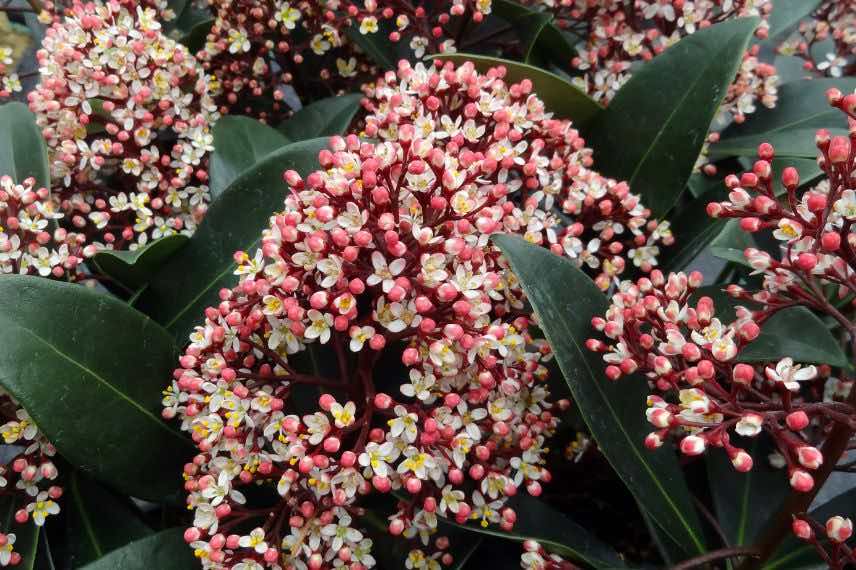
[278, 93, 363, 142]
[659, 186, 729, 273]
[738, 306, 848, 367]
[494, 234, 706, 558]
[711, 128, 848, 160]
[445, 495, 626, 568]
[78, 529, 195, 570]
[139, 138, 328, 343]
[345, 26, 399, 70]
[491, 0, 577, 68]
[0, 102, 49, 188]
[429, 53, 601, 129]
[724, 78, 856, 141]
[67, 471, 153, 566]
[709, 220, 755, 267]
[209, 116, 290, 198]
[90, 235, 190, 290]
[586, 17, 760, 217]
[167, 3, 214, 53]
[766, 488, 856, 569]
[0, 276, 191, 500]
[707, 436, 791, 547]
[765, 0, 822, 40]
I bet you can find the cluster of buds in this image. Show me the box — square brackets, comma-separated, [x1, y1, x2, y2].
[0, 390, 62, 567]
[589, 90, 856, 494]
[527, 0, 778, 123]
[27, 2, 218, 252]
[586, 269, 839, 491]
[0, 176, 88, 280]
[166, 130, 568, 568]
[520, 540, 575, 569]
[360, 60, 673, 290]
[792, 515, 855, 570]
[38, 0, 178, 24]
[0, 46, 22, 99]
[706, 90, 856, 320]
[196, 0, 494, 119]
[777, 0, 855, 79]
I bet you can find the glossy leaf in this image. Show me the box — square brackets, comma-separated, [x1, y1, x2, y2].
[444, 495, 626, 568]
[707, 436, 791, 547]
[711, 128, 848, 160]
[278, 93, 363, 142]
[345, 26, 399, 70]
[494, 234, 706, 558]
[0, 102, 49, 188]
[167, 3, 214, 53]
[765, 0, 821, 40]
[139, 138, 328, 343]
[659, 186, 729, 272]
[709, 219, 755, 267]
[90, 235, 190, 290]
[738, 306, 848, 367]
[586, 17, 760, 217]
[491, 0, 576, 66]
[209, 116, 290, 198]
[429, 53, 601, 129]
[67, 471, 153, 566]
[720, 78, 856, 141]
[78, 529, 195, 570]
[0, 276, 191, 500]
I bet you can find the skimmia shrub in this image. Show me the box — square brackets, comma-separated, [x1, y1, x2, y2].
[0, 1, 854, 569]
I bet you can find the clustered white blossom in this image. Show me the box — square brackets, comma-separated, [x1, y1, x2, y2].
[525, 0, 778, 123]
[0, 176, 88, 280]
[28, 1, 219, 251]
[165, 117, 571, 567]
[0, 390, 62, 568]
[360, 60, 672, 290]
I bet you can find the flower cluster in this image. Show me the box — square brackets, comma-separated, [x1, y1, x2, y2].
[166, 131, 567, 568]
[792, 515, 855, 570]
[0, 46, 22, 99]
[527, 0, 778, 123]
[39, 0, 178, 24]
[28, 2, 218, 252]
[777, 0, 855, 78]
[588, 90, 856, 494]
[0, 390, 62, 568]
[0, 176, 88, 280]
[360, 60, 673, 290]
[196, 0, 494, 118]
[520, 540, 575, 570]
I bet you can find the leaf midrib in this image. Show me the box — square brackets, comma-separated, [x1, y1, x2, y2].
[72, 473, 104, 559]
[501, 243, 706, 554]
[625, 24, 746, 192]
[0, 314, 186, 443]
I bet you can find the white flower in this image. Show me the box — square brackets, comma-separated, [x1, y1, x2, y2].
[238, 527, 268, 554]
[366, 252, 406, 292]
[765, 358, 817, 392]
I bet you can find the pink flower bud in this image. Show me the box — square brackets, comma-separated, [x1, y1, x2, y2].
[680, 435, 706, 456]
[786, 411, 809, 431]
[826, 516, 853, 543]
[790, 469, 814, 492]
[792, 519, 813, 540]
[796, 446, 823, 470]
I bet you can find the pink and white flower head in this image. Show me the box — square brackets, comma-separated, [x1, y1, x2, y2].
[197, 0, 492, 119]
[166, 134, 562, 568]
[28, 1, 218, 252]
[0, 389, 63, 568]
[39, 0, 178, 24]
[0, 176, 87, 280]
[361, 59, 672, 290]
[586, 269, 836, 485]
[523, 0, 778, 123]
